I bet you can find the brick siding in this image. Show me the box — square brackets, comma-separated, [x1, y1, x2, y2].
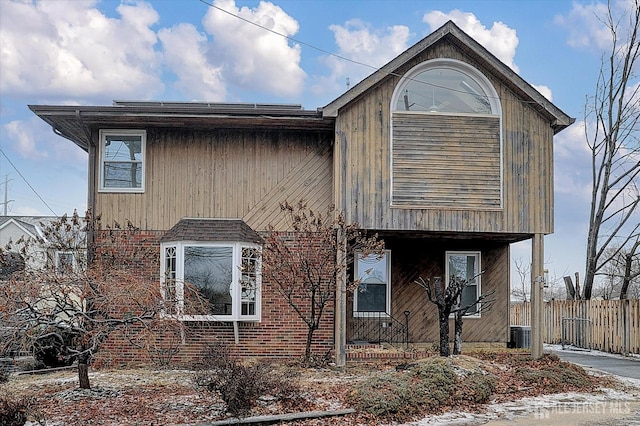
[92, 230, 335, 367]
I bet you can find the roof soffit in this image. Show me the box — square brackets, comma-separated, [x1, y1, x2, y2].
[28, 104, 335, 153]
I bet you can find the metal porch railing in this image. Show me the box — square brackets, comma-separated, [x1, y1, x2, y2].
[348, 311, 409, 348]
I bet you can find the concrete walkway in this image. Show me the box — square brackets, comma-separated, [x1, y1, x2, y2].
[479, 346, 640, 426]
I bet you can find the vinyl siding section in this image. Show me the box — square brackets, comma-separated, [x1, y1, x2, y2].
[94, 128, 333, 232]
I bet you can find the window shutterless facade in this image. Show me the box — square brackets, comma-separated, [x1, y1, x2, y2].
[98, 129, 146, 192]
[160, 241, 261, 322]
[446, 251, 481, 317]
[353, 251, 391, 316]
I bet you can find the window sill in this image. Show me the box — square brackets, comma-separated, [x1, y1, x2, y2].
[161, 313, 261, 322]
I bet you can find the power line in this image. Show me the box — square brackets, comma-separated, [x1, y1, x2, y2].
[196, 0, 540, 107]
[0, 148, 58, 216]
[198, 0, 379, 73]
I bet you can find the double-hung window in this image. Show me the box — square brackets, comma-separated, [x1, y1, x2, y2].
[99, 129, 145, 192]
[446, 251, 481, 317]
[160, 241, 261, 322]
[353, 251, 391, 316]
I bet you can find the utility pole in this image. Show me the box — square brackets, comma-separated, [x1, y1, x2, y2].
[0, 174, 14, 215]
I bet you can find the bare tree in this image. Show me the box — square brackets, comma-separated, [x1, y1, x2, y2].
[262, 201, 384, 365]
[619, 235, 640, 299]
[583, 0, 640, 299]
[452, 284, 494, 355]
[414, 274, 493, 357]
[0, 211, 168, 389]
[511, 258, 530, 302]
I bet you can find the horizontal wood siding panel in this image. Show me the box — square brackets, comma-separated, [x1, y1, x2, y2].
[392, 113, 501, 208]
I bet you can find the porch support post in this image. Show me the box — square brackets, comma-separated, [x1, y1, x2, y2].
[335, 228, 347, 367]
[531, 233, 545, 358]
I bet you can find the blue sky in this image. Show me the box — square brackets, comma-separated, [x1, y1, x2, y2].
[0, 0, 636, 291]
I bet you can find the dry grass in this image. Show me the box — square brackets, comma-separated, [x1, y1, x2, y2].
[0, 350, 624, 426]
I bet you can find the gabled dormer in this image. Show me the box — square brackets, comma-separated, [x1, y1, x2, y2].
[325, 21, 574, 239]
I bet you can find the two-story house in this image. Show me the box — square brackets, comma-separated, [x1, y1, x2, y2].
[30, 21, 573, 365]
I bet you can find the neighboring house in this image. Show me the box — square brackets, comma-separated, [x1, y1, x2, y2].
[1, 217, 47, 274]
[29, 21, 574, 364]
[0, 216, 84, 276]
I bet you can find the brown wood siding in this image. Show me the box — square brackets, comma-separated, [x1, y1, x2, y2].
[334, 39, 555, 235]
[346, 239, 510, 344]
[392, 113, 501, 209]
[94, 128, 333, 232]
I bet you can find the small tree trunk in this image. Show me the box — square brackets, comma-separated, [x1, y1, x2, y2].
[303, 326, 315, 365]
[78, 363, 90, 389]
[438, 312, 450, 357]
[453, 311, 463, 355]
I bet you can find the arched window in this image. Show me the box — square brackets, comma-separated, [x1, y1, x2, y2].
[390, 59, 502, 209]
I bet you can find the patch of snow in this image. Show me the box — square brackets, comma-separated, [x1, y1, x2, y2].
[405, 357, 640, 426]
[405, 389, 640, 426]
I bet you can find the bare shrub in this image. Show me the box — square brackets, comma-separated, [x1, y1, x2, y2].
[349, 359, 458, 422]
[0, 393, 35, 426]
[0, 366, 9, 384]
[193, 342, 300, 417]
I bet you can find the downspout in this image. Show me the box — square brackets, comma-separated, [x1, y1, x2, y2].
[76, 109, 96, 264]
[334, 130, 348, 367]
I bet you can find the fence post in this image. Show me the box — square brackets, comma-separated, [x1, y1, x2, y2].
[623, 299, 630, 355]
[404, 310, 410, 349]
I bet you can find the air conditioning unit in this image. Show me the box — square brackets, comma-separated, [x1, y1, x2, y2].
[509, 326, 531, 348]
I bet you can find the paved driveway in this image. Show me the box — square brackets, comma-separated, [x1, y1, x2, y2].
[550, 347, 640, 380]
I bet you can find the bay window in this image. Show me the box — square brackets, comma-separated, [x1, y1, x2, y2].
[161, 241, 261, 321]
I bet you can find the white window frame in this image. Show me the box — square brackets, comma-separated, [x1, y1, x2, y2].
[390, 59, 502, 115]
[160, 241, 262, 322]
[445, 251, 482, 318]
[389, 59, 504, 209]
[98, 129, 146, 193]
[55, 250, 76, 275]
[353, 250, 391, 317]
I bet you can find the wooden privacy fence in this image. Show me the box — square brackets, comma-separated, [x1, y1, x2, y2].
[510, 299, 640, 355]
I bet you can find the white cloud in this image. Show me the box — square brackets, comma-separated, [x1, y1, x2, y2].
[4, 120, 48, 160]
[0, 0, 163, 100]
[555, 0, 639, 52]
[201, 0, 305, 97]
[311, 20, 411, 101]
[554, 2, 612, 50]
[553, 120, 593, 200]
[532, 85, 553, 102]
[423, 10, 520, 72]
[158, 23, 226, 101]
[2, 118, 86, 163]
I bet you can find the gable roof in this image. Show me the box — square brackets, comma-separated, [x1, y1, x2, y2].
[160, 218, 263, 244]
[0, 217, 40, 240]
[323, 20, 574, 134]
